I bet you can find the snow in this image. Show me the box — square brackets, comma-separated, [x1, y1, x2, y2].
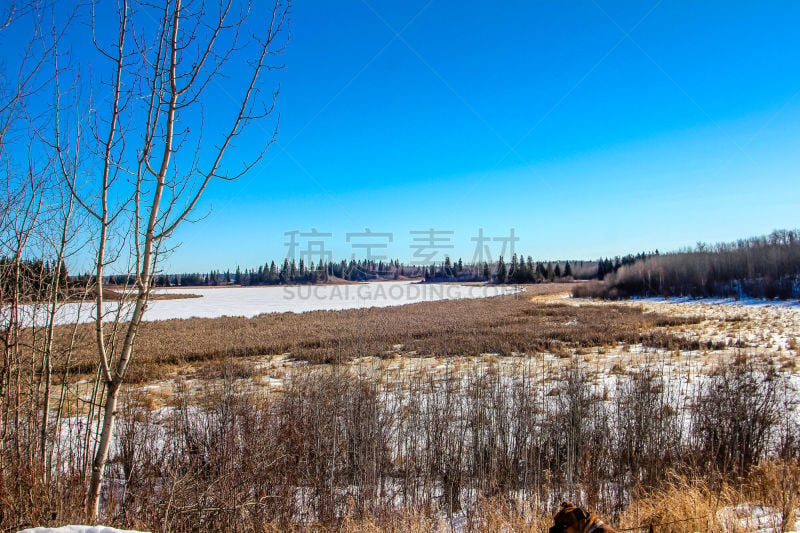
[148, 281, 518, 319]
[632, 295, 800, 308]
[18, 281, 520, 326]
[17, 527, 149, 533]
[717, 505, 800, 532]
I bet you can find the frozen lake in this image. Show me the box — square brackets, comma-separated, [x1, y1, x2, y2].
[19, 281, 521, 325]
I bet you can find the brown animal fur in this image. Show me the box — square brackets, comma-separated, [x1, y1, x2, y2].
[551, 502, 619, 533]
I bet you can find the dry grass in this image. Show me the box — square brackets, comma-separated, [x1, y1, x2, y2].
[616, 463, 800, 532]
[268, 499, 552, 533]
[470, 497, 552, 532]
[58, 286, 201, 302]
[48, 292, 702, 381]
[745, 460, 800, 531]
[6, 350, 798, 532]
[144, 291, 202, 301]
[7, 281, 800, 532]
[618, 475, 736, 532]
[337, 508, 448, 533]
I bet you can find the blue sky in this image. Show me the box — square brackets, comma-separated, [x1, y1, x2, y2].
[8, 2, 799, 272]
[167, 1, 800, 272]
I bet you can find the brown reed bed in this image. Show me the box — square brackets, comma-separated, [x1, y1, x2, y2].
[49, 288, 702, 381]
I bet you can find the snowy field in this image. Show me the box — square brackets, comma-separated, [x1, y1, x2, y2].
[536, 292, 800, 357]
[16, 281, 520, 326]
[25, 290, 800, 533]
[148, 282, 519, 319]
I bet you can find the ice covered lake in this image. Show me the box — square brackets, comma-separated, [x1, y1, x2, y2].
[26, 281, 521, 325]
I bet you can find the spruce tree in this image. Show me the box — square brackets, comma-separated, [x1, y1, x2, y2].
[537, 262, 547, 278]
[496, 256, 507, 283]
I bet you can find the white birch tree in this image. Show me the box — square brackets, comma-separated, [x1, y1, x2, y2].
[64, 0, 289, 518]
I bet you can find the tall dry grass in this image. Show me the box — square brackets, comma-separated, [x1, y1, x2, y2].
[45, 294, 702, 380]
[618, 475, 737, 532]
[618, 462, 800, 533]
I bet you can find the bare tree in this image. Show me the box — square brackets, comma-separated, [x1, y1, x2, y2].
[0, 0, 62, 512]
[69, 0, 290, 519]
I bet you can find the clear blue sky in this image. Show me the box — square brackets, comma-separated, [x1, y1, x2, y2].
[15, 1, 800, 272]
[169, 0, 800, 272]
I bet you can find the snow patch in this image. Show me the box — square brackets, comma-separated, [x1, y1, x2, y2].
[717, 504, 799, 533]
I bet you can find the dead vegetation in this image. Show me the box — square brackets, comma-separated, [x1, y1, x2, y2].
[618, 461, 800, 533]
[7, 356, 797, 531]
[5, 286, 799, 531]
[48, 294, 702, 380]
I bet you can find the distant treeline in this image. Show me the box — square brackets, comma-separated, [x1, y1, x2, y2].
[421, 255, 599, 284]
[149, 259, 418, 287]
[0, 258, 70, 302]
[34, 229, 796, 300]
[574, 229, 800, 300]
[60, 247, 735, 291]
[131, 255, 600, 287]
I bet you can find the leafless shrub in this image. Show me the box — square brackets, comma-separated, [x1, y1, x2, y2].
[613, 364, 682, 493]
[691, 359, 784, 474]
[544, 359, 614, 511]
[572, 281, 609, 299]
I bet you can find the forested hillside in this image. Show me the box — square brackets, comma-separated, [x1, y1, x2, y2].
[574, 229, 800, 300]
